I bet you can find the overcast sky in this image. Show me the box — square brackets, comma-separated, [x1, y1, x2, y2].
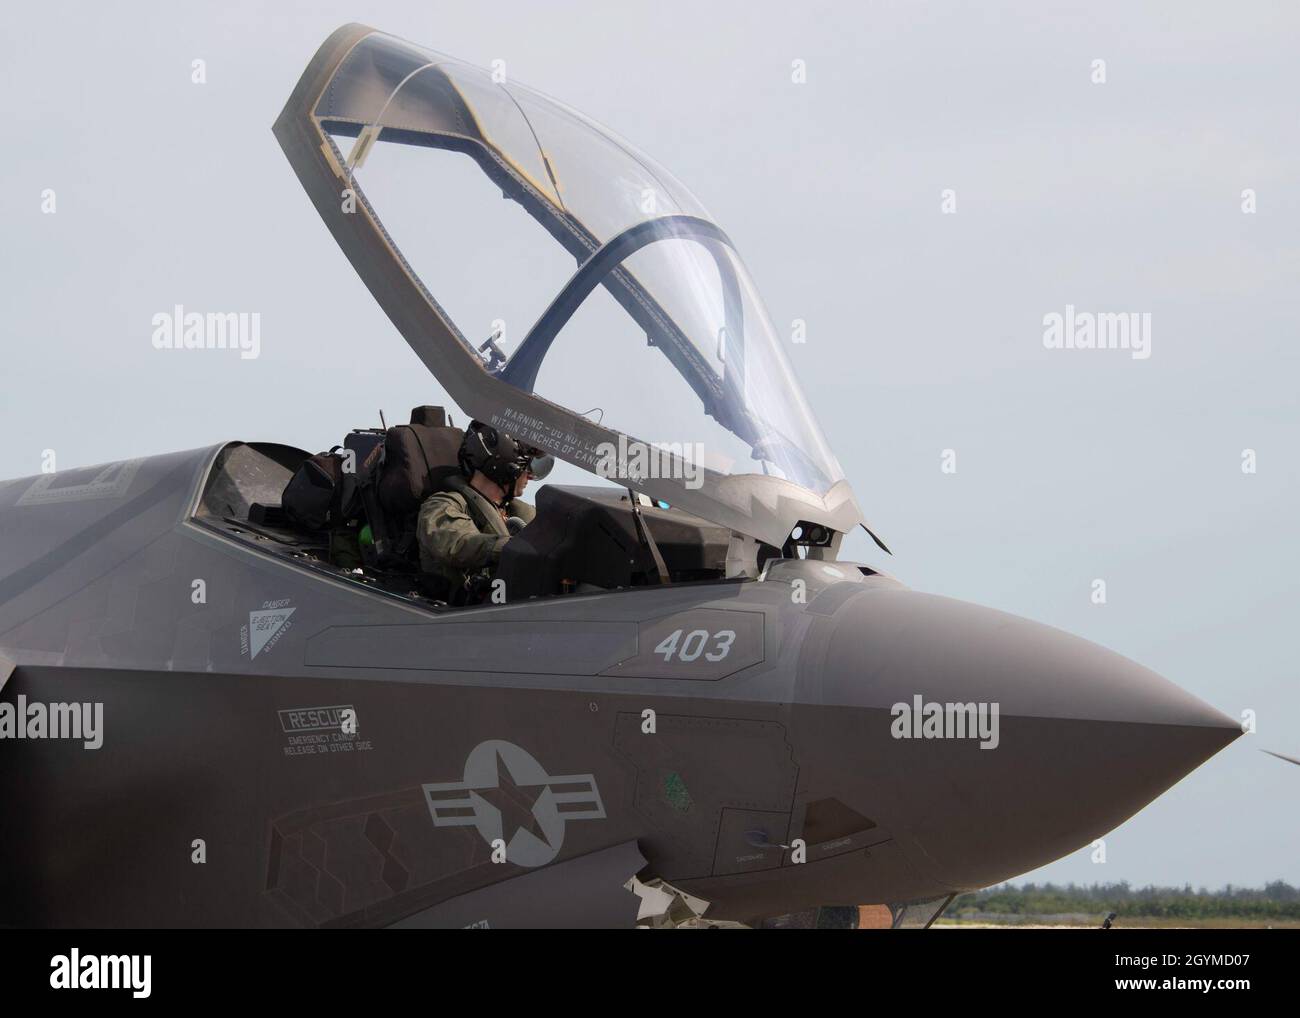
[2, 1, 1297, 890]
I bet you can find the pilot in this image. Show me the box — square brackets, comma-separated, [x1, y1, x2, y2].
[417, 421, 551, 603]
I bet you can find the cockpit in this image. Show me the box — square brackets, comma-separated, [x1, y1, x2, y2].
[193, 416, 772, 607]
[190, 25, 884, 606]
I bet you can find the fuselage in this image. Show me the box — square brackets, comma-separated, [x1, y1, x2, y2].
[0, 446, 1239, 926]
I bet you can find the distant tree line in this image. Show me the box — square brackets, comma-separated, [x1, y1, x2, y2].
[945, 881, 1300, 919]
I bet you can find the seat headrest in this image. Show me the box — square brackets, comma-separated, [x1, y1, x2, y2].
[409, 405, 447, 428]
[377, 422, 464, 517]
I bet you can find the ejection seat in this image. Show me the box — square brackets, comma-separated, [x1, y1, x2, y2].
[362, 405, 464, 576]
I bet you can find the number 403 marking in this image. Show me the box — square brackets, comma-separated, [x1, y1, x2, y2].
[654, 628, 735, 663]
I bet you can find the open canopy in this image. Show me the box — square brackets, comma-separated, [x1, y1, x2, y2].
[275, 25, 875, 551]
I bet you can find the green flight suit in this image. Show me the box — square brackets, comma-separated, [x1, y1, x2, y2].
[416, 473, 535, 600]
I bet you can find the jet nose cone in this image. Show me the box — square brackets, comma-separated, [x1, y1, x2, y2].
[811, 588, 1240, 890]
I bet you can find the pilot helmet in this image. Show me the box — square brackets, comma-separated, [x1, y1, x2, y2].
[459, 421, 554, 488]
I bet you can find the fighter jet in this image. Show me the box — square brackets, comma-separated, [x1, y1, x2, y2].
[0, 24, 1240, 929]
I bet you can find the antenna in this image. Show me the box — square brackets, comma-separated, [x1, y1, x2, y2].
[379, 410, 388, 430]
